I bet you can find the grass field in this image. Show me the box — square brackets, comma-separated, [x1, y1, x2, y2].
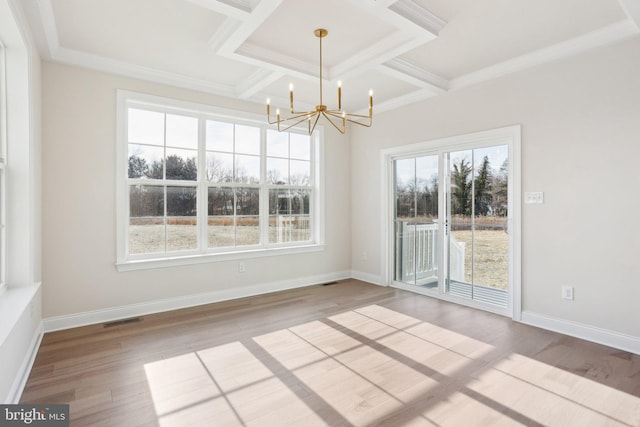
[128, 224, 310, 254]
[451, 229, 509, 290]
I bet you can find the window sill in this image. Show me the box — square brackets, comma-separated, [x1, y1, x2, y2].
[115, 243, 326, 272]
[0, 283, 40, 347]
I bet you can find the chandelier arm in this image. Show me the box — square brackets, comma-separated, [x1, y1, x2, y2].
[309, 112, 322, 135]
[271, 111, 316, 125]
[289, 105, 314, 115]
[344, 112, 372, 119]
[278, 115, 315, 132]
[323, 111, 371, 128]
[321, 112, 346, 134]
[344, 118, 372, 127]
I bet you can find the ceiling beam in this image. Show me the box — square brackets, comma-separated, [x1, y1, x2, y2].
[388, 0, 446, 36]
[346, 0, 442, 40]
[214, 0, 283, 56]
[181, 0, 251, 20]
[235, 68, 283, 99]
[379, 58, 448, 93]
[618, 0, 640, 28]
[35, 0, 59, 58]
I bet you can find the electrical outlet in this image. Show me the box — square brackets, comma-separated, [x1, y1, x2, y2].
[238, 262, 246, 273]
[360, 251, 367, 261]
[524, 192, 544, 204]
[562, 286, 574, 300]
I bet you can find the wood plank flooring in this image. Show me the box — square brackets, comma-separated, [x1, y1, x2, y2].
[20, 280, 640, 426]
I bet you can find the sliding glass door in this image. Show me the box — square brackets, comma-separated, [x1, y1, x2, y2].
[390, 133, 515, 314]
[394, 155, 439, 287]
[446, 146, 509, 307]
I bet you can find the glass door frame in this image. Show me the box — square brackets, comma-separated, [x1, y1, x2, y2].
[381, 126, 522, 319]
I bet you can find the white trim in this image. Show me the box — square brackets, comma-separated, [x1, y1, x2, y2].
[351, 270, 385, 286]
[55, 47, 237, 98]
[379, 58, 448, 91]
[450, 20, 639, 91]
[0, 42, 6, 288]
[379, 125, 522, 319]
[236, 68, 283, 99]
[618, 0, 640, 29]
[43, 271, 351, 333]
[521, 311, 640, 356]
[116, 244, 326, 272]
[6, 321, 42, 404]
[391, 281, 511, 317]
[182, 0, 252, 20]
[116, 90, 324, 270]
[388, 0, 446, 35]
[34, 0, 58, 58]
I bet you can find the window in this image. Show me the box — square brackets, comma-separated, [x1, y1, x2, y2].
[117, 92, 323, 270]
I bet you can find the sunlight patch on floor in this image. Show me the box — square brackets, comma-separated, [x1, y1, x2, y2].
[468, 353, 640, 426]
[142, 305, 640, 427]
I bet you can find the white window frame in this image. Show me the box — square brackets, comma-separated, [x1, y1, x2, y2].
[0, 41, 7, 291]
[380, 126, 522, 320]
[116, 91, 325, 272]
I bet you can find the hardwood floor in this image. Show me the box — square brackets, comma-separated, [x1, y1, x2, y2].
[21, 280, 640, 426]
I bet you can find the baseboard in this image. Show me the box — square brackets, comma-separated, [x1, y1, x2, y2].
[43, 271, 351, 332]
[6, 322, 43, 403]
[351, 270, 385, 286]
[521, 311, 640, 355]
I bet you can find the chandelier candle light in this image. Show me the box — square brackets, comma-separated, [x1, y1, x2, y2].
[266, 28, 373, 135]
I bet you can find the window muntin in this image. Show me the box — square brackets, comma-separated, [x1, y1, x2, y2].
[266, 130, 311, 244]
[120, 95, 319, 265]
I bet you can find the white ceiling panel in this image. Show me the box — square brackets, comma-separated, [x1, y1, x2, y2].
[403, 0, 628, 79]
[52, 0, 257, 85]
[245, 0, 398, 68]
[25, 0, 638, 115]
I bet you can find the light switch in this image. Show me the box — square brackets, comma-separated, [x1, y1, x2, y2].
[524, 192, 544, 204]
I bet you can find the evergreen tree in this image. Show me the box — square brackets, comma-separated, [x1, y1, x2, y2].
[451, 159, 472, 215]
[128, 155, 148, 178]
[474, 155, 492, 216]
[491, 158, 508, 216]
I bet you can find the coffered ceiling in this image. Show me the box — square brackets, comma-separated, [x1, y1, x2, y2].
[24, 0, 640, 114]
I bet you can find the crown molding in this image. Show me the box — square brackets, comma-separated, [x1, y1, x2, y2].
[450, 19, 640, 91]
[53, 47, 237, 97]
[236, 68, 283, 99]
[35, 0, 58, 58]
[389, 0, 446, 35]
[618, 0, 640, 28]
[346, 0, 440, 40]
[182, 0, 251, 20]
[380, 58, 448, 92]
[208, 17, 243, 52]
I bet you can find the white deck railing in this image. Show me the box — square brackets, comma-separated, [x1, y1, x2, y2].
[396, 221, 465, 284]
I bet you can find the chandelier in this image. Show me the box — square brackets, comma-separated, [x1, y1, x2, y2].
[266, 28, 373, 135]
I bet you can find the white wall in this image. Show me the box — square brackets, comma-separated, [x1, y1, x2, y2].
[351, 36, 640, 341]
[41, 62, 351, 320]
